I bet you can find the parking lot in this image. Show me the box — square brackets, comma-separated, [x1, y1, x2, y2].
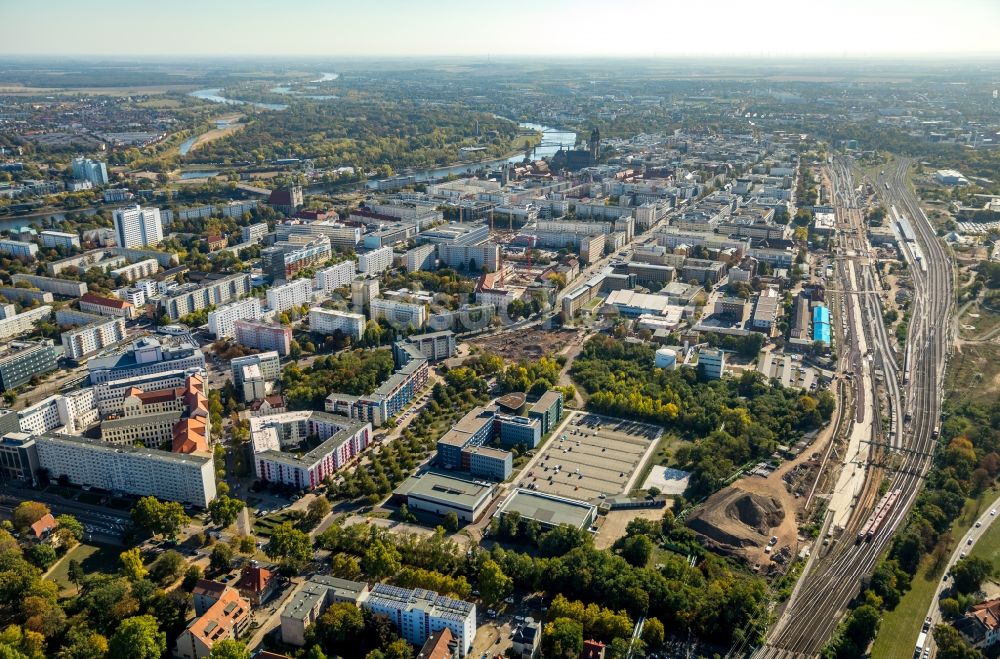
[515, 412, 661, 502]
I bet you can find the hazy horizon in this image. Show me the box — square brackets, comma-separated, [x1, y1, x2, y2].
[4, 0, 1000, 59]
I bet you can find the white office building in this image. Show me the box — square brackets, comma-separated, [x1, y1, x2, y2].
[266, 278, 312, 313]
[313, 261, 356, 292]
[34, 433, 216, 507]
[112, 204, 164, 248]
[371, 298, 426, 329]
[208, 297, 262, 338]
[309, 308, 365, 341]
[0, 306, 51, 340]
[358, 246, 393, 275]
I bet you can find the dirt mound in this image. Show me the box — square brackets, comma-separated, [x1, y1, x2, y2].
[687, 487, 785, 556]
[726, 492, 784, 534]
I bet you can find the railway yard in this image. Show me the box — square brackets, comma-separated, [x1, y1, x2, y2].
[752, 156, 953, 658]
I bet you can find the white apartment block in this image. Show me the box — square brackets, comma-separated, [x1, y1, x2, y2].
[18, 389, 98, 436]
[34, 433, 216, 507]
[207, 297, 262, 338]
[232, 352, 281, 384]
[242, 223, 269, 243]
[266, 278, 312, 313]
[313, 261, 356, 292]
[0, 240, 38, 259]
[110, 258, 158, 282]
[61, 316, 127, 360]
[358, 246, 393, 275]
[371, 299, 426, 329]
[39, 231, 81, 250]
[159, 273, 252, 321]
[405, 244, 436, 273]
[309, 308, 365, 341]
[11, 273, 87, 297]
[112, 205, 164, 248]
[364, 584, 476, 657]
[0, 306, 51, 341]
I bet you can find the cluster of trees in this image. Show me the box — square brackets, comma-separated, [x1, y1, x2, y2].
[192, 98, 520, 171]
[130, 496, 190, 540]
[571, 337, 833, 498]
[304, 602, 412, 659]
[10, 502, 84, 570]
[282, 348, 395, 409]
[542, 594, 666, 658]
[331, 370, 490, 503]
[494, 356, 562, 395]
[704, 332, 766, 358]
[381, 268, 476, 298]
[488, 511, 592, 557]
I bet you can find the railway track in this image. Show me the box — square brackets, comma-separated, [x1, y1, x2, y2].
[751, 156, 951, 658]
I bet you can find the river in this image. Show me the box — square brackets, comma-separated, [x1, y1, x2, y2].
[189, 88, 288, 111]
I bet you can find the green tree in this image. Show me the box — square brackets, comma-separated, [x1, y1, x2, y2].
[68, 559, 85, 593]
[950, 556, 993, 594]
[614, 534, 653, 567]
[210, 543, 234, 573]
[442, 512, 459, 532]
[304, 497, 332, 529]
[362, 539, 401, 580]
[131, 497, 189, 539]
[209, 639, 251, 659]
[641, 617, 665, 649]
[265, 522, 313, 571]
[26, 544, 57, 570]
[543, 618, 584, 659]
[149, 550, 185, 586]
[478, 559, 513, 606]
[932, 623, 981, 659]
[208, 495, 245, 528]
[13, 501, 49, 531]
[119, 548, 147, 581]
[107, 616, 165, 659]
[55, 515, 84, 546]
[383, 639, 413, 659]
[182, 565, 204, 591]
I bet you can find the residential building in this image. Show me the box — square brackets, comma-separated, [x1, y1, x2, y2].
[102, 188, 132, 203]
[0, 239, 38, 259]
[417, 628, 459, 659]
[94, 369, 196, 416]
[250, 411, 372, 489]
[358, 246, 393, 275]
[0, 306, 52, 341]
[363, 584, 476, 656]
[79, 292, 138, 320]
[112, 204, 164, 248]
[314, 261, 356, 292]
[88, 337, 205, 384]
[61, 315, 127, 360]
[405, 244, 436, 273]
[310, 308, 365, 341]
[266, 278, 311, 313]
[174, 586, 251, 659]
[579, 234, 606, 264]
[512, 619, 541, 659]
[207, 297, 262, 338]
[0, 341, 57, 391]
[0, 287, 52, 305]
[750, 288, 780, 334]
[371, 298, 426, 329]
[680, 258, 727, 285]
[281, 576, 371, 646]
[351, 279, 379, 311]
[39, 231, 80, 250]
[193, 580, 229, 616]
[71, 157, 108, 186]
[100, 374, 209, 453]
[11, 273, 86, 297]
[242, 223, 269, 243]
[954, 597, 1000, 648]
[231, 352, 281, 385]
[261, 236, 331, 282]
[325, 346, 428, 427]
[436, 243, 500, 272]
[34, 433, 216, 507]
[234, 319, 292, 356]
[158, 273, 252, 321]
[235, 564, 277, 607]
[17, 389, 98, 435]
[698, 348, 726, 380]
[393, 331, 456, 362]
[110, 258, 158, 282]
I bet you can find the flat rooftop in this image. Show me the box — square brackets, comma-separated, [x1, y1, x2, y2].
[498, 489, 596, 530]
[395, 471, 496, 509]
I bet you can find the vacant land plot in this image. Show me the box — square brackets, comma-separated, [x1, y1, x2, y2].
[946, 343, 1000, 406]
[594, 507, 669, 550]
[47, 543, 119, 595]
[515, 412, 660, 502]
[469, 328, 582, 362]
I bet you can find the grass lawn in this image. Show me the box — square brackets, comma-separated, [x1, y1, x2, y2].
[967, 507, 1000, 571]
[46, 543, 120, 596]
[945, 343, 1000, 407]
[871, 493, 992, 659]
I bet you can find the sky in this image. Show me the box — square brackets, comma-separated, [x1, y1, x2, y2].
[3, 0, 1000, 58]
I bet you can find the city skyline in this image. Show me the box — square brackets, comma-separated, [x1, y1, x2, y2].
[3, 0, 1000, 58]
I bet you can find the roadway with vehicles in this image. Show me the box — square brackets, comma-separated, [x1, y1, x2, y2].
[752, 156, 952, 658]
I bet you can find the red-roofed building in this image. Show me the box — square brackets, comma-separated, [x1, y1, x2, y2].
[79, 292, 138, 320]
[29, 513, 59, 544]
[235, 563, 277, 606]
[416, 628, 458, 659]
[581, 639, 606, 659]
[175, 586, 250, 658]
[268, 186, 303, 215]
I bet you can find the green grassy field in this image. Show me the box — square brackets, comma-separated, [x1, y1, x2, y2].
[871, 494, 991, 659]
[967, 507, 1000, 571]
[46, 543, 120, 596]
